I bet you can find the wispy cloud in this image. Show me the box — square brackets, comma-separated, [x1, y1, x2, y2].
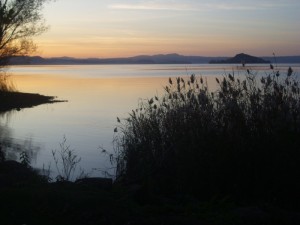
[108, 3, 197, 11]
[207, 0, 300, 10]
[108, 0, 296, 11]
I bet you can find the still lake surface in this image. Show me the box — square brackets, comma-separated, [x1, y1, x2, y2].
[1, 64, 299, 179]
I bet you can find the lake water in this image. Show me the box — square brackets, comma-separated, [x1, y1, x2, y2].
[1, 64, 299, 179]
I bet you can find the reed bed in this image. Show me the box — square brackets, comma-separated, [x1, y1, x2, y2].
[113, 66, 300, 207]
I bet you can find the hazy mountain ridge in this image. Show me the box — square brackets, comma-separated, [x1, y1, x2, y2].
[7, 53, 300, 65]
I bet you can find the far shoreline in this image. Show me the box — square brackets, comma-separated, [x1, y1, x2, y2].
[7, 53, 300, 65]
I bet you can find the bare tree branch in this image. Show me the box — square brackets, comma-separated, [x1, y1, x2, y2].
[0, 0, 52, 66]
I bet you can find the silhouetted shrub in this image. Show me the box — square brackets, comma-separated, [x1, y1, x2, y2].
[52, 136, 82, 181]
[114, 66, 300, 208]
[0, 70, 15, 92]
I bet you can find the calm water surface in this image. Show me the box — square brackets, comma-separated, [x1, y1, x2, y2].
[1, 64, 299, 179]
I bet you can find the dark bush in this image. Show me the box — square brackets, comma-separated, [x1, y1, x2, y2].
[0, 72, 15, 92]
[114, 67, 300, 208]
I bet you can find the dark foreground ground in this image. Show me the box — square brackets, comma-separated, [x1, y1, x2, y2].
[0, 160, 299, 225]
[0, 91, 65, 112]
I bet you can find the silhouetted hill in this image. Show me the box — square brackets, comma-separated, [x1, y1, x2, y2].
[210, 53, 270, 64]
[7, 53, 300, 65]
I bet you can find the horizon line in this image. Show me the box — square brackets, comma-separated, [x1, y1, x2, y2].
[26, 53, 300, 59]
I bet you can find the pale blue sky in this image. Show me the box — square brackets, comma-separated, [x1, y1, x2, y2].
[36, 0, 300, 57]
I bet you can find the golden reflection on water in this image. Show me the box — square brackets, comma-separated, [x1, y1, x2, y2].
[14, 75, 221, 112]
[12, 75, 171, 110]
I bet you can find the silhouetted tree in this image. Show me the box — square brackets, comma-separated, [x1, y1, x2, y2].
[0, 0, 52, 66]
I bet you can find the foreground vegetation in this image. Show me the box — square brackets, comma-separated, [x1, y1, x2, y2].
[114, 66, 300, 210]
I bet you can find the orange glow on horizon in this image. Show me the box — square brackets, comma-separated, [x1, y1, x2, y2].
[32, 0, 300, 58]
[35, 35, 300, 58]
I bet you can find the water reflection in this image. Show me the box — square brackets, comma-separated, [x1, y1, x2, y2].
[0, 111, 40, 164]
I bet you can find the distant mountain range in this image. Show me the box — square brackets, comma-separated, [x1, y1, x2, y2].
[7, 53, 300, 65]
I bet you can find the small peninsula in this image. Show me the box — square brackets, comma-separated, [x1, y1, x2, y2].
[0, 91, 64, 112]
[209, 53, 271, 64]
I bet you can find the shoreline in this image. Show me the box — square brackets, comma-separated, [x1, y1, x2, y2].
[0, 91, 66, 112]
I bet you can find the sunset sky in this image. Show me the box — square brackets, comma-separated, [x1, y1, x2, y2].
[35, 0, 300, 58]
